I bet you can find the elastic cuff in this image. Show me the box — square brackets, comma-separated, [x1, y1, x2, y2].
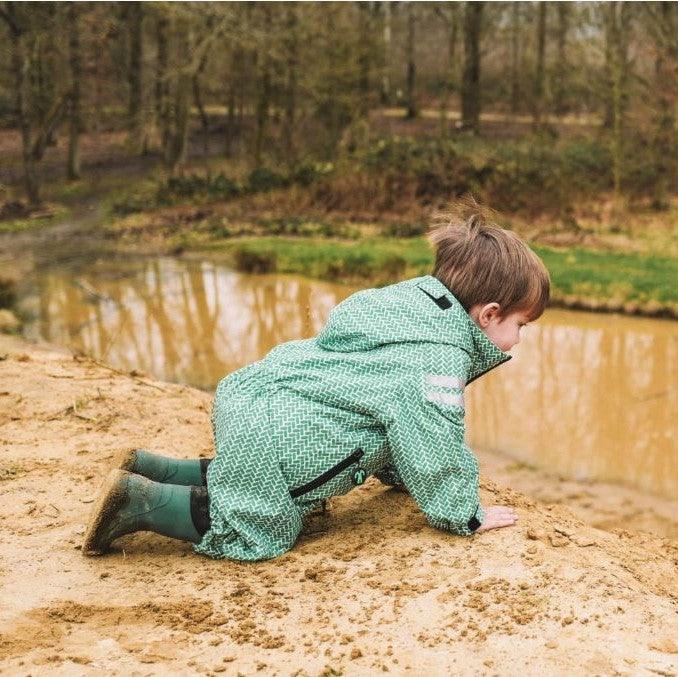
[199, 458, 212, 486]
[190, 486, 211, 536]
[467, 504, 484, 533]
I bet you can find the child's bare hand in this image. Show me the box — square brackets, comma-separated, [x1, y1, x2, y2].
[475, 506, 518, 533]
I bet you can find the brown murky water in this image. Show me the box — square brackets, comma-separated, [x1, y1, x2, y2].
[21, 256, 677, 498]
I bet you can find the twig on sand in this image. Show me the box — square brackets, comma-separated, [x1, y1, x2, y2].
[133, 378, 170, 393]
[73, 355, 170, 392]
[46, 399, 96, 422]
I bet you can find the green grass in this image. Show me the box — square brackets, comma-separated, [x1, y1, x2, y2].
[0, 205, 69, 234]
[199, 236, 677, 315]
[533, 246, 678, 306]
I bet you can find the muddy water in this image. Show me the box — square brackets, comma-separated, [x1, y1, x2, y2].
[20, 256, 677, 498]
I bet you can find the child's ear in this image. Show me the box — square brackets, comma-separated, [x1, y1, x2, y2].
[476, 302, 501, 328]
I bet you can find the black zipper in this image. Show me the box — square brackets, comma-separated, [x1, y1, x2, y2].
[290, 448, 365, 499]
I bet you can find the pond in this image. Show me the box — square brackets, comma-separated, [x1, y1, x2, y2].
[19, 255, 677, 499]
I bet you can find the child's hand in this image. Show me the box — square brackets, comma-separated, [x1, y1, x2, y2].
[475, 506, 518, 533]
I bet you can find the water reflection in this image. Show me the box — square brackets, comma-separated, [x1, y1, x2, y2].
[465, 310, 677, 499]
[21, 257, 677, 498]
[22, 258, 346, 390]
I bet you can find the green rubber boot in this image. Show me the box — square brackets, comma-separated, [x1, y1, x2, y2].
[82, 469, 203, 555]
[116, 448, 211, 486]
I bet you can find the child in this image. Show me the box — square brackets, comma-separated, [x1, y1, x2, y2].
[83, 209, 550, 561]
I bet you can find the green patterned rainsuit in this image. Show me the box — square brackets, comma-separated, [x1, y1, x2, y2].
[194, 275, 510, 561]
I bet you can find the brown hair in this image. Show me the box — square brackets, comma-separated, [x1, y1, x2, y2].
[428, 202, 550, 320]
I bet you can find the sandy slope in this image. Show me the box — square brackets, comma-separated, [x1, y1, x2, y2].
[0, 335, 676, 676]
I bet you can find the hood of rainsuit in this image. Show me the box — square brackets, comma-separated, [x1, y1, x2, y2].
[316, 275, 510, 382]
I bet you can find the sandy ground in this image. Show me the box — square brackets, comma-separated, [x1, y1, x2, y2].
[0, 334, 677, 676]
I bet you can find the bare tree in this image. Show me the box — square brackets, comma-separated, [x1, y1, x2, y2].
[155, 11, 170, 157]
[1, 2, 40, 204]
[436, 2, 460, 136]
[644, 2, 677, 208]
[125, 1, 145, 153]
[553, 2, 570, 115]
[609, 1, 632, 199]
[254, 4, 273, 166]
[282, 2, 299, 165]
[405, 2, 418, 119]
[510, 2, 521, 114]
[67, 2, 82, 180]
[461, 1, 483, 133]
[380, 1, 392, 105]
[532, 2, 547, 128]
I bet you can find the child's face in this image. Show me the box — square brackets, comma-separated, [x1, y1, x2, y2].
[470, 303, 532, 352]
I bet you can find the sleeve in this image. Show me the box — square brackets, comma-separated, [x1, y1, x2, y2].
[384, 371, 484, 536]
[374, 463, 408, 491]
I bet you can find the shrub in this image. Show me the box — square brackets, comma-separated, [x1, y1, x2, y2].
[247, 167, 290, 193]
[382, 221, 428, 238]
[559, 137, 612, 194]
[254, 216, 361, 239]
[358, 137, 482, 206]
[292, 161, 335, 187]
[232, 248, 277, 274]
[0, 277, 17, 309]
[321, 250, 406, 283]
[110, 195, 149, 216]
[156, 173, 242, 204]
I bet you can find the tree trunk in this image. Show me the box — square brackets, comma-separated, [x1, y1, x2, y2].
[67, 2, 82, 180]
[358, 3, 371, 118]
[155, 14, 170, 157]
[32, 4, 58, 149]
[510, 2, 520, 114]
[610, 1, 629, 199]
[165, 27, 191, 174]
[461, 1, 483, 133]
[553, 3, 569, 116]
[282, 3, 299, 166]
[603, 2, 630, 131]
[225, 44, 239, 157]
[254, 4, 272, 166]
[532, 2, 547, 129]
[610, 2, 629, 202]
[405, 3, 417, 119]
[440, 3, 459, 137]
[380, 1, 392, 105]
[126, 1, 144, 153]
[192, 52, 209, 155]
[2, 4, 40, 205]
[650, 2, 676, 209]
[224, 6, 245, 157]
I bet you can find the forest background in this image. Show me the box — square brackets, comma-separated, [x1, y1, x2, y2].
[0, 0, 676, 316]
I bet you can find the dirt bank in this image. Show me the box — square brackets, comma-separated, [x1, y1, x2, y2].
[0, 335, 676, 676]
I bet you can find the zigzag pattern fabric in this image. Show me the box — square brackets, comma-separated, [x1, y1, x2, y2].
[195, 275, 510, 561]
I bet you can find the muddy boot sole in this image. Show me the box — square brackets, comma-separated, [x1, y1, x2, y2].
[82, 469, 130, 556]
[114, 448, 138, 473]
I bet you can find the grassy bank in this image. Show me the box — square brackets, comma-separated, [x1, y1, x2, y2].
[196, 236, 678, 318]
[0, 204, 68, 234]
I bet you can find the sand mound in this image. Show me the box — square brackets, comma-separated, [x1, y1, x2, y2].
[0, 336, 676, 675]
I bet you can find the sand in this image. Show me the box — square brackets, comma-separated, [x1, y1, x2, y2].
[0, 334, 676, 676]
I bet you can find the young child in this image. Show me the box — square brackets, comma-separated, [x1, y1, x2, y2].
[83, 209, 550, 561]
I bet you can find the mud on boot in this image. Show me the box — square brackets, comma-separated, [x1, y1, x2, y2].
[114, 448, 211, 486]
[82, 469, 207, 555]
